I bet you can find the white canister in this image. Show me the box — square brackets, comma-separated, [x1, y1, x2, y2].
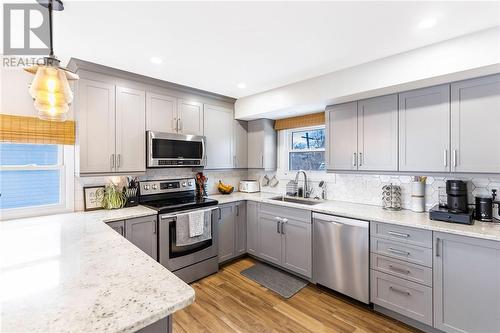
[412, 181, 425, 197]
[411, 196, 425, 212]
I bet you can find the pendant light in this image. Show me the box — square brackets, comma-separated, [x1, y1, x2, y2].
[24, 0, 79, 122]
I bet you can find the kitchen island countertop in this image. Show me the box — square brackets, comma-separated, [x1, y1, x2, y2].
[0, 206, 194, 333]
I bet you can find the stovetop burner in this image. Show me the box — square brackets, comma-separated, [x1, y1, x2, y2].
[142, 196, 218, 214]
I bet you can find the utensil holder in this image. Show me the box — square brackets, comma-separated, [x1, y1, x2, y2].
[411, 181, 425, 212]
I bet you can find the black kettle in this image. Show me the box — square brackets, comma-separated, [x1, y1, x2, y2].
[475, 189, 497, 222]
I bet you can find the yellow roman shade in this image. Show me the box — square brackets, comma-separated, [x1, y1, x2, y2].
[274, 112, 325, 130]
[0, 114, 75, 145]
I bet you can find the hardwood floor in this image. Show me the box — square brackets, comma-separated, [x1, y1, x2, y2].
[173, 257, 422, 333]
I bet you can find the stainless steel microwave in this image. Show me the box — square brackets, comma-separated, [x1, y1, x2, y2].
[146, 131, 206, 168]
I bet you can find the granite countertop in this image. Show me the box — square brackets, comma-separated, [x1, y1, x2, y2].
[0, 206, 195, 333]
[210, 192, 500, 242]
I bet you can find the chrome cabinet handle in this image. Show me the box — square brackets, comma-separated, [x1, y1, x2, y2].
[110, 154, 115, 169]
[261, 155, 264, 168]
[233, 155, 237, 168]
[176, 118, 180, 132]
[218, 208, 222, 220]
[444, 149, 448, 167]
[389, 265, 411, 275]
[178, 118, 183, 131]
[153, 221, 156, 234]
[388, 247, 410, 256]
[359, 152, 362, 166]
[276, 220, 280, 233]
[436, 237, 440, 257]
[353, 153, 357, 167]
[117, 154, 121, 168]
[236, 205, 239, 217]
[281, 219, 287, 234]
[453, 149, 457, 167]
[173, 117, 177, 132]
[388, 231, 410, 238]
[390, 286, 411, 296]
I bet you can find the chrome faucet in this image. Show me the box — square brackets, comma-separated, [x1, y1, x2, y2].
[294, 170, 309, 198]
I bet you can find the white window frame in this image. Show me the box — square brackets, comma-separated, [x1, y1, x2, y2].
[278, 125, 326, 176]
[0, 145, 74, 220]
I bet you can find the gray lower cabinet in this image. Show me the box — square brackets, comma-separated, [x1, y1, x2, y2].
[218, 202, 247, 263]
[107, 220, 125, 236]
[107, 216, 158, 260]
[246, 201, 259, 255]
[257, 204, 312, 278]
[218, 204, 236, 263]
[433, 232, 500, 333]
[125, 216, 158, 261]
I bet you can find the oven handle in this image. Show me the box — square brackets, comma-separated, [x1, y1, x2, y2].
[160, 206, 219, 220]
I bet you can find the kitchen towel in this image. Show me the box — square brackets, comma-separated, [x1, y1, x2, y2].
[176, 210, 212, 246]
[188, 209, 205, 237]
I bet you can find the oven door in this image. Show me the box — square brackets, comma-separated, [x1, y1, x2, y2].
[147, 131, 205, 167]
[158, 208, 218, 272]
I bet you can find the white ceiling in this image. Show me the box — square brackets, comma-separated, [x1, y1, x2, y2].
[51, 1, 500, 98]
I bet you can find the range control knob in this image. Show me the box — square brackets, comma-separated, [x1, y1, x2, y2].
[152, 184, 158, 190]
[182, 182, 187, 187]
[188, 181, 193, 186]
[143, 185, 150, 190]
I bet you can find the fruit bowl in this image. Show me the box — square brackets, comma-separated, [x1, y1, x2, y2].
[217, 180, 234, 194]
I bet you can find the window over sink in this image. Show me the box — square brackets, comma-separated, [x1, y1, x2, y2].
[280, 126, 326, 171]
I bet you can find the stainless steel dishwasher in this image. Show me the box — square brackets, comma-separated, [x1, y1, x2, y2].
[312, 212, 369, 303]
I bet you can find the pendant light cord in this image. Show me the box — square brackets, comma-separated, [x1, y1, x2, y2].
[48, 0, 54, 57]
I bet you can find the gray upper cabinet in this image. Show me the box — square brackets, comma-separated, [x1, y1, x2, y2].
[146, 92, 177, 133]
[451, 74, 500, 173]
[235, 202, 247, 256]
[233, 120, 248, 168]
[281, 217, 312, 278]
[247, 119, 277, 169]
[246, 201, 259, 255]
[177, 99, 204, 136]
[433, 232, 500, 333]
[204, 104, 234, 169]
[125, 216, 158, 260]
[218, 204, 236, 263]
[115, 86, 146, 173]
[399, 85, 450, 172]
[357, 94, 398, 171]
[77, 79, 116, 174]
[326, 101, 358, 170]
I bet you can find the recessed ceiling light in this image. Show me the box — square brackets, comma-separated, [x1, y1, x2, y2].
[237, 82, 246, 89]
[150, 56, 163, 64]
[417, 17, 437, 30]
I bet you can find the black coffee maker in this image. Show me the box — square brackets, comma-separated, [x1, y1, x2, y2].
[446, 180, 469, 213]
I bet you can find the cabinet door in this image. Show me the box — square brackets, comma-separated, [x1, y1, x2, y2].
[125, 216, 158, 260]
[281, 218, 312, 278]
[177, 99, 204, 135]
[116, 86, 146, 172]
[235, 202, 247, 256]
[357, 94, 398, 171]
[77, 79, 116, 173]
[234, 120, 248, 168]
[258, 214, 282, 265]
[146, 92, 177, 133]
[203, 104, 234, 169]
[434, 232, 500, 333]
[399, 85, 450, 172]
[106, 220, 125, 236]
[326, 102, 358, 170]
[218, 204, 236, 263]
[451, 75, 500, 173]
[247, 120, 265, 168]
[246, 201, 259, 255]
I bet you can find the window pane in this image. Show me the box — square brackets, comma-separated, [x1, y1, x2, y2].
[289, 151, 326, 171]
[0, 143, 59, 166]
[291, 129, 325, 150]
[0, 170, 60, 209]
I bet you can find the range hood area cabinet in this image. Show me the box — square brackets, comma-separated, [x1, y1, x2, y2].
[326, 94, 398, 172]
[146, 92, 204, 136]
[247, 119, 277, 169]
[77, 79, 146, 174]
[326, 73, 500, 174]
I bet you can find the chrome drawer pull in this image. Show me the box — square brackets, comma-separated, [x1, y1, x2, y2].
[387, 248, 410, 256]
[388, 231, 410, 238]
[389, 265, 411, 275]
[390, 286, 411, 296]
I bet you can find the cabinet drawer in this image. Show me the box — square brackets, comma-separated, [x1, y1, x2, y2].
[370, 237, 432, 267]
[371, 222, 432, 248]
[370, 270, 432, 326]
[260, 203, 311, 223]
[370, 253, 432, 287]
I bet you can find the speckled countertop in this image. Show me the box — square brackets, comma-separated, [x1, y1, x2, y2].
[0, 206, 195, 333]
[210, 192, 500, 242]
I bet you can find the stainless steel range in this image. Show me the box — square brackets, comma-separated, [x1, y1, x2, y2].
[139, 178, 219, 283]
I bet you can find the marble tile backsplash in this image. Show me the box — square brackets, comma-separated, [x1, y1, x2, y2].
[74, 167, 500, 212]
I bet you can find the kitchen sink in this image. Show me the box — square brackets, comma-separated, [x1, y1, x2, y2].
[268, 196, 323, 206]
